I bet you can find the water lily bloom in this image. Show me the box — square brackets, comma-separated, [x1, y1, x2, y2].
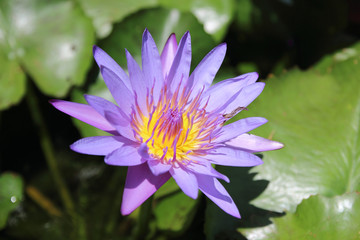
[50, 29, 283, 218]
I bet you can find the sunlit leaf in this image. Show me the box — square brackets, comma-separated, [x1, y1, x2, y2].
[0, 48, 25, 110]
[204, 167, 278, 240]
[236, 42, 360, 213]
[75, 0, 234, 41]
[240, 193, 360, 240]
[77, 0, 157, 38]
[0, 0, 95, 97]
[159, 0, 235, 42]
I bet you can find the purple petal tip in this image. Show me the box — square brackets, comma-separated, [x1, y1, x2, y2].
[249, 72, 259, 80]
[182, 31, 191, 40]
[218, 42, 227, 49]
[255, 158, 264, 166]
[120, 205, 133, 216]
[143, 28, 150, 39]
[273, 141, 285, 150]
[49, 99, 64, 108]
[69, 143, 76, 151]
[92, 45, 99, 55]
[167, 33, 177, 44]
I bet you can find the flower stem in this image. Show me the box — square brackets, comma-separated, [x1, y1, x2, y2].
[26, 84, 75, 215]
[132, 195, 154, 240]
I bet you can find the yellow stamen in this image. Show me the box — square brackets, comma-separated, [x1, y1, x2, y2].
[132, 85, 220, 165]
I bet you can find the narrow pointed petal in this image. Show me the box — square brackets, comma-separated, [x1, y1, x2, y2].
[215, 117, 268, 143]
[188, 43, 227, 97]
[207, 146, 263, 167]
[142, 29, 164, 102]
[84, 95, 135, 140]
[126, 49, 148, 88]
[170, 167, 198, 199]
[202, 72, 259, 112]
[148, 160, 172, 176]
[186, 160, 229, 182]
[105, 145, 146, 166]
[49, 100, 115, 133]
[160, 33, 177, 78]
[197, 174, 240, 218]
[121, 163, 171, 215]
[70, 136, 131, 156]
[168, 32, 191, 91]
[93, 45, 131, 90]
[215, 82, 265, 115]
[126, 50, 148, 114]
[84, 95, 127, 122]
[226, 134, 284, 152]
[100, 66, 134, 115]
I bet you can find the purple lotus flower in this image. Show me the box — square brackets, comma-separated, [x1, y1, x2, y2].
[50, 29, 283, 218]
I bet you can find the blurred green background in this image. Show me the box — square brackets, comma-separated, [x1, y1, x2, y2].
[1, 0, 360, 239]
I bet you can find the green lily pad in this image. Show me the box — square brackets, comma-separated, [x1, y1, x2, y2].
[76, 0, 234, 41]
[154, 178, 182, 199]
[0, 47, 25, 110]
[153, 172, 199, 233]
[154, 190, 199, 233]
[77, 0, 157, 38]
[158, 0, 235, 42]
[0, 0, 95, 97]
[240, 193, 360, 240]
[204, 167, 278, 240]
[0, 172, 24, 230]
[236, 42, 360, 213]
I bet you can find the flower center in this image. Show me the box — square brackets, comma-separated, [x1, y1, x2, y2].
[131, 84, 222, 165]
